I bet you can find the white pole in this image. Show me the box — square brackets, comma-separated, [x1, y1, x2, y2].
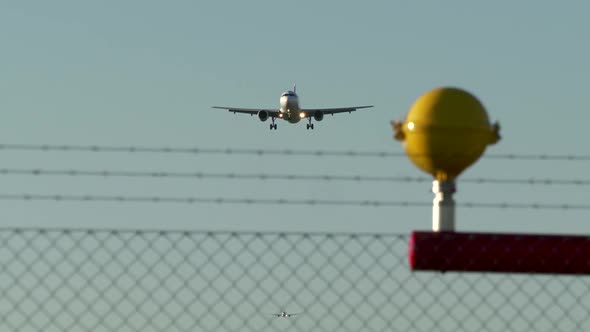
[432, 180, 456, 231]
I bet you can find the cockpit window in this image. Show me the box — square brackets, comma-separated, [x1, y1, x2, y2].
[282, 92, 295, 97]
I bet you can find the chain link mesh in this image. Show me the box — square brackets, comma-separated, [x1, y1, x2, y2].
[1, 229, 589, 331]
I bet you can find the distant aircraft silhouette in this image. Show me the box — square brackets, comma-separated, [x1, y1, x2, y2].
[272, 311, 299, 318]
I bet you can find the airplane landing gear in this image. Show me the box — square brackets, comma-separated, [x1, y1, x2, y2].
[270, 118, 277, 130]
[306, 117, 314, 130]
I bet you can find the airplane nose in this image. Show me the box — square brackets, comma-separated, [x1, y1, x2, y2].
[287, 97, 297, 108]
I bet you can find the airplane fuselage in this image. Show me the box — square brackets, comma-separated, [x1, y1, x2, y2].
[279, 91, 302, 123]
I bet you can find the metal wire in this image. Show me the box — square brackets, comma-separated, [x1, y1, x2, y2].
[1, 228, 589, 332]
[0, 194, 589, 210]
[1, 143, 589, 161]
[1, 168, 589, 186]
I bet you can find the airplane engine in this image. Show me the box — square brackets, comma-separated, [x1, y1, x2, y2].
[314, 112, 324, 121]
[258, 110, 269, 122]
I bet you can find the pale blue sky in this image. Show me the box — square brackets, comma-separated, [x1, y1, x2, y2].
[1, 1, 589, 234]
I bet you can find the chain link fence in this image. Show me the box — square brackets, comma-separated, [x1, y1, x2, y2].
[1, 228, 589, 331]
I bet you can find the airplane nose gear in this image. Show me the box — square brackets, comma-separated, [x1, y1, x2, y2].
[306, 117, 314, 130]
[270, 118, 277, 130]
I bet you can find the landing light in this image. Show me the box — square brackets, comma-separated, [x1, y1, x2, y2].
[279, 113, 283, 118]
[299, 112, 306, 118]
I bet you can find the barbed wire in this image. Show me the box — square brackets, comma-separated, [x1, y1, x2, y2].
[1, 143, 589, 161]
[1, 168, 589, 186]
[0, 193, 589, 210]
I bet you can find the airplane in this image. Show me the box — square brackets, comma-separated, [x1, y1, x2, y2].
[272, 311, 299, 318]
[212, 85, 373, 130]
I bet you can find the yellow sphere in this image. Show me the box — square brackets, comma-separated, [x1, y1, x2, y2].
[392, 87, 500, 181]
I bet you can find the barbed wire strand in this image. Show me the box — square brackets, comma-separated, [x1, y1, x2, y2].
[1, 168, 589, 186]
[0, 194, 589, 210]
[1, 144, 589, 161]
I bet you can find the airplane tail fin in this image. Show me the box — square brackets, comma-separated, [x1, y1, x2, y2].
[293, 84, 296, 93]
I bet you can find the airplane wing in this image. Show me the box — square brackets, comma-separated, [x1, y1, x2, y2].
[302, 106, 373, 116]
[212, 106, 281, 116]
